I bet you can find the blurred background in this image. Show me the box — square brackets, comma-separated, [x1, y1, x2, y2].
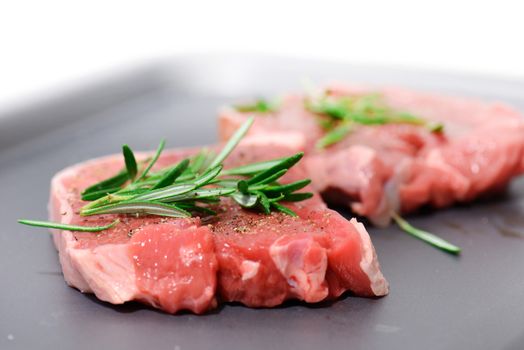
[0, 0, 523, 113]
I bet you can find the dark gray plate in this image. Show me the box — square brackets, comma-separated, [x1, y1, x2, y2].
[1, 54, 524, 350]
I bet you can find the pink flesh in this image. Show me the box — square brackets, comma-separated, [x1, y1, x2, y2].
[218, 85, 524, 225]
[129, 223, 217, 314]
[212, 201, 386, 306]
[49, 139, 388, 314]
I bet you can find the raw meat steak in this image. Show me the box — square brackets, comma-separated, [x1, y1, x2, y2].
[219, 85, 524, 225]
[49, 135, 388, 314]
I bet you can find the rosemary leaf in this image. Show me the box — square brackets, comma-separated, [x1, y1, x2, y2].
[80, 193, 135, 211]
[221, 158, 286, 176]
[208, 116, 254, 169]
[316, 122, 352, 149]
[261, 179, 311, 194]
[282, 192, 314, 202]
[310, 98, 347, 119]
[81, 201, 191, 218]
[392, 213, 461, 254]
[152, 159, 190, 189]
[112, 188, 150, 196]
[390, 112, 426, 125]
[167, 188, 236, 202]
[237, 180, 250, 194]
[234, 99, 276, 113]
[252, 169, 287, 185]
[194, 165, 222, 187]
[190, 149, 211, 174]
[135, 139, 165, 182]
[212, 179, 239, 187]
[232, 192, 259, 208]
[255, 191, 271, 214]
[270, 202, 297, 217]
[81, 170, 128, 196]
[317, 118, 335, 131]
[349, 113, 388, 125]
[122, 144, 138, 180]
[247, 152, 303, 185]
[132, 183, 196, 202]
[18, 219, 120, 232]
[81, 187, 122, 201]
[267, 193, 285, 203]
[428, 122, 444, 133]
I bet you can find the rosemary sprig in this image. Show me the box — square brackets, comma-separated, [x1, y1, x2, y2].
[227, 155, 310, 216]
[18, 219, 120, 232]
[307, 93, 444, 148]
[20, 117, 313, 233]
[80, 140, 166, 201]
[392, 212, 461, 254]
[246, 153, 303, 185]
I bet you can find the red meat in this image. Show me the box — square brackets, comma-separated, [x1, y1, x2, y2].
[218, 84, 524, 225]
[49, 137, 388, 314]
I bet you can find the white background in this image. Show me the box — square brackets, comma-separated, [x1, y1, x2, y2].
[0, 0, 523, 111]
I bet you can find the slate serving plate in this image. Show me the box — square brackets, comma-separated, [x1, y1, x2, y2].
[1, 54, 523, 350]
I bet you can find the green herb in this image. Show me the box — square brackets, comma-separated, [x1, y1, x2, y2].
[282, 192, 314, 202]
[189, 149, 211, 174]
[80, 142, 164, 201]
[81, 186, 124, 201]
[231, 192, 259, 207]
[234, 99, 277, 113]
[81, 201, 192, 218]
[122, 144, 138, 180]
[80, 141, 167, 200]
[221, 157, 287, 176]
[255, 191, 271, 214]
[225, 157, 309, 216]
[307, 93, 445, 148]
[152, 159, 190, 189]
[249, 169, 287, 186]
[17, 219, 120, 232]
[20, 117, 313, 232]
[207, 116, 254, 169]
[163, 187, 237, 202]
[315, 122, 352, 149]
[428, 122, 444, 133]
[270, 202, 298, 217]
[136, 139, 165, 182]
[246, 153, 304, 185]
[259, 179, 311, 194]
[392, 213, 461, 254]
[81, 171, 128, 201]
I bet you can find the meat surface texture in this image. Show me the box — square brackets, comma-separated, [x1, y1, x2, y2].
[218, 85, 524, 225]
[49, 137, 388, 314]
